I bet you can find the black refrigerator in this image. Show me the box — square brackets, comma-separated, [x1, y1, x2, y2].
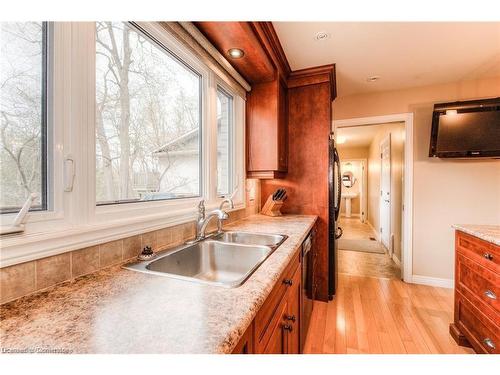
[328, 132, 342, 299]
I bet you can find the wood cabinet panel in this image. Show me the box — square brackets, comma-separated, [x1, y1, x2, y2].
[194, 22, 275, 83]
[262, 298, 288, 354]
[232, 322, 254, 354]
[246, 78, 288, 179]
[285, 264, 301, 354]
[456, 253, 500, 320]
[261, 80, 332, 301]
[255, 251, 299, 351]
[455, 292, 499, 354]
[451, 230, 500, 354]
[232, 232, 311, 355]
[456, 231, 499, 273]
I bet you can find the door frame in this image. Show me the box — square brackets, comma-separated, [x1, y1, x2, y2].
[340, 158, 367, 223]
[333, 113, 413, 283]
[379, 133, 392, 254]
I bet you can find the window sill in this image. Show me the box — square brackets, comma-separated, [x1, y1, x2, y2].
[0, 202, 245, 268]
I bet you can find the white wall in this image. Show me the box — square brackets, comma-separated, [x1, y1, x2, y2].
[333, 76, 500, 283]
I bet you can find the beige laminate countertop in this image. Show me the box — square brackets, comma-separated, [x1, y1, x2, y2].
[0, 214, 316, 354]
[452, 224, 500, 246]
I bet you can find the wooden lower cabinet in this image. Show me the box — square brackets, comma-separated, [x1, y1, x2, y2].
[262, 297, 289, 354]
[450, 230, 500, 354]
[232, 322, 255, 354]
[233, 247, 304, 354]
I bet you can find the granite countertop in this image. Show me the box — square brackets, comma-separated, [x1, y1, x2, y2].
[452, 224, 500, 246]
[0, 214, 316, 354]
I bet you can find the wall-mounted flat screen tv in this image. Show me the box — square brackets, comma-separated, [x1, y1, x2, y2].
[429, 97, 500, 158]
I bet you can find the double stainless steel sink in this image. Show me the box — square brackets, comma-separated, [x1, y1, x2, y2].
[123, 231, 287, 288]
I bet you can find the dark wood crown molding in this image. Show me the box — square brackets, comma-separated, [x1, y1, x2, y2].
[287, 64, 337, 100]
[250, 22, 292, 79]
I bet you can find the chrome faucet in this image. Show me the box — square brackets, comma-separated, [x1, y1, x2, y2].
[198, 209, 229, 239]
[195, 200, 230, 240]
[195, 200, 206, 239]
[219, 197, 234, 210]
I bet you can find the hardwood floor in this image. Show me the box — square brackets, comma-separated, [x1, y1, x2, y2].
[303, 273, 474, 354]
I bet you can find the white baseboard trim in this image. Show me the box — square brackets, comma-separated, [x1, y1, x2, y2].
[411, 275, 454, 289]
[392, 253, 401, 267]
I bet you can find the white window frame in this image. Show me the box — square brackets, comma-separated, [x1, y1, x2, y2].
[0, 22, 246, 268]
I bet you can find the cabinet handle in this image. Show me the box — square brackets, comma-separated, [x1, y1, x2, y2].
[483, 338, 496, 350]
[283, 279, 293, 286]
[285, 315, 296, 322]
[484, 290, 497, 300]
[483, 253, 493, 261]
[283, 324, 293, 332]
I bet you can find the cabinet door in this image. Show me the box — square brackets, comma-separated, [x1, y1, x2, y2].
[285, 265, 301, 354]
[277, 78, 288, 172]
[232, 322, 254, 354]
[262, 298, 288, 354]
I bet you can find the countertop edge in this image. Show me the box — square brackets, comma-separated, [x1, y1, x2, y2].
[452, 224, 500, 246]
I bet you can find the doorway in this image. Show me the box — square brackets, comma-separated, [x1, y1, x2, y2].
[380, 133, 391, 252]
[334, 115, 412, 281]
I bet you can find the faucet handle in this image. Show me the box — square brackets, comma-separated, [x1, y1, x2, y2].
[198, 200, 205, 218]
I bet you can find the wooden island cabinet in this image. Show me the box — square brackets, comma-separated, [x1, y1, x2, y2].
[450, 230, 500, 354]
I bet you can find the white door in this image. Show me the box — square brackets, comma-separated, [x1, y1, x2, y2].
[380, 134, 391, 252]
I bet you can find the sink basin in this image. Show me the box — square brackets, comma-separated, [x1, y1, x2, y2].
[123, 240, 275, 288]
[341, 192, 359, 217]
[212, 231, 287, 248]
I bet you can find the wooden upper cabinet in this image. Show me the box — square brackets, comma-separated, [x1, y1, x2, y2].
[246, 76, 288, 179]
[193, 22, 291, 180]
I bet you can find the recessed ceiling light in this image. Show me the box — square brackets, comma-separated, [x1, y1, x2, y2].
[227, 48, 245, 59]
[337, 136, 347, 144]
[445, 109, 458, 116]
[366, 75, 381, 82]
[315, 31, 330, 41]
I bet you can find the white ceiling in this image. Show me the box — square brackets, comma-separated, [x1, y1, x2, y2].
[336, 123, 404, 148]
[337, 125, 381, 148]
[273, 22, 500, 97]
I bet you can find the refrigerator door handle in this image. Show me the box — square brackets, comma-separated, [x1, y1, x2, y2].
[333, 147, 342, 221]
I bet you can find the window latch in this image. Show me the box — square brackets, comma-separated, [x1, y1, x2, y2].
[64, 156, 75, 192]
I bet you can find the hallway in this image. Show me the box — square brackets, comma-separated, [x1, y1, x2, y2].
[338, 217, 400, 279]
[303, 273, 473, 354]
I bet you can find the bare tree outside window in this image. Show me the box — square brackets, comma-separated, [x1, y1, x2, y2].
[0, 22, 47, 213]
[95, 22, 201, 205]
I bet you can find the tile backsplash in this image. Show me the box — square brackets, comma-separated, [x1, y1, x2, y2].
[0, 180, 260, 305]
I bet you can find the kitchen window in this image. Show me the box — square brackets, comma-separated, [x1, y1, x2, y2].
[0, 22, 50, 214]
[95, 22, 202, 205]
[1, 22, 245, 265]
[216, 86, 233, 197]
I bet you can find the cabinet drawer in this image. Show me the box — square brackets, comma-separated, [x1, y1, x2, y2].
[456, 253, 500, 321]
[455, 292, 499, 354]
[456, 231, 499, 273]
[255, 251, 300, 351]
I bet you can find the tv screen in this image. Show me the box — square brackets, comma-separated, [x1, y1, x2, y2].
[429, 97, 500, 158]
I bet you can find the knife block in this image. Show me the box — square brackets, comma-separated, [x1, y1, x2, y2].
[261, 194, 284, 217]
